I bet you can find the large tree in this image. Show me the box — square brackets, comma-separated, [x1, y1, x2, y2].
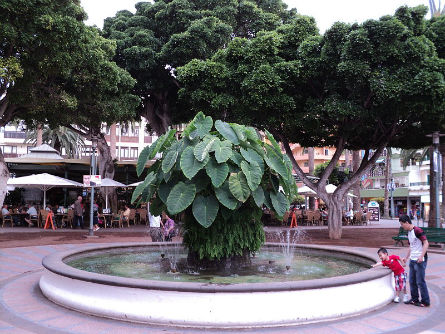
[102, 0, 298, 135]
[0, 0, 139, 205]
[178, 6, 445, 238]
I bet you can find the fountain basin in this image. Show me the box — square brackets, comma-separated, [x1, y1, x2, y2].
[40, 243, 393, 328]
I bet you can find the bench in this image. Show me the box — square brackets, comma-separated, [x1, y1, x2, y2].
[393, 226, 445, 249]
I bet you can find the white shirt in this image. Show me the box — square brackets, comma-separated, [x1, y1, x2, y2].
[149, 215, 161, 228]
[2, 208, 10, 216]
[408, 228, 424, 261]
[27, 206, 37, 216]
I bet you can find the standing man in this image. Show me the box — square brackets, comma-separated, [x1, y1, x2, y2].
[73, 196, 84, 229]
[399, 215, 430, 307]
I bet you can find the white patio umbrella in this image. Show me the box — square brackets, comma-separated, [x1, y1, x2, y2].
[7, 173, 82, 208]
[100, 178, 126, 209]
[297, 185, 316, 196]
[127, 181, 143, 187]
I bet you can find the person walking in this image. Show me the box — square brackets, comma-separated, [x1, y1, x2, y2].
[399, 214, 430, 307]
[73, 196, 84, 229]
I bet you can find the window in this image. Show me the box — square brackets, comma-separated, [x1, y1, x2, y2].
[324, 149, 329, 155]
[303, 148, 308, 155]
[1, 145, 17, 154]
[134, 127, 139, 136]
[303, 161, 309, 167]
[130, 147, 138, 158]
[120, 147, 129, 158]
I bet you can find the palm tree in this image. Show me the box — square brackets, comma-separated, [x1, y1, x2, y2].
[25, 125, 85, 158]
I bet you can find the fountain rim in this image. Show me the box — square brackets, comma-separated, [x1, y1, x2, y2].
[42, 242, 385, 293]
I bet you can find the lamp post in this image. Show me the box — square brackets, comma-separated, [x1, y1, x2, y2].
[89, 136, 98, 237]
[387, 178, 396, 218]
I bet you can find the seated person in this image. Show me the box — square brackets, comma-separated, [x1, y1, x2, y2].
[1, 204, 10, 218]
[161, 211, 175, 241]
[122, 204, 131, 222]
[24, 203, 38, 227]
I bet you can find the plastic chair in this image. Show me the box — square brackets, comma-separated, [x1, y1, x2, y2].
[137, 209, 147, 225]
[111, 212, 123, 228]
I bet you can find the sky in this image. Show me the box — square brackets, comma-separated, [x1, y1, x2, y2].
[80, 0, 429, 33]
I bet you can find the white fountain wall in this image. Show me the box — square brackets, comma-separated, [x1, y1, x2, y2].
[40, 269, 394, 328]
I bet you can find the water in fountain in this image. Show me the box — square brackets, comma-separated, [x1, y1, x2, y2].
[276, 228, 309, 271]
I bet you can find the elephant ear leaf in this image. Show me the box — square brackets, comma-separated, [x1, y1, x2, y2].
[270, 191, 289, 218]
[166, 181, 196, 215]
[252, 187, 265, 207]
[180, 146, 209, 179]
[206, 158, 229, 188]
[193, 112, 213, 138]
[228, 172, 250, 202]
[192, 195, 219, 228]
[214, 181, 239, 210]
[213, 139, 232, 163]
[215, 120, 239, 145]
[241, 160, 262, 191]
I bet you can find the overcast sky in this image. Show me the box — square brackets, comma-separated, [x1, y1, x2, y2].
[80, 0, 429, 33]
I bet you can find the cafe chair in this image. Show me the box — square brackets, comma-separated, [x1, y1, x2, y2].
[1, 212, 13, 228]
[111, 212, 123, 228]
[39, 209, 48, 228]
[137, 208, 147, 225]
[62, 209, 74, 228]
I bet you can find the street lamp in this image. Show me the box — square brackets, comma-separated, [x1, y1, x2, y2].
[89, 136, 98, 237]
[387, 178, 396, 218]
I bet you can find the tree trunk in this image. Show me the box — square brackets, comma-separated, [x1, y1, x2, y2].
[0, 150, 10, 208]
[97, 133, 117, 212]
[308, 147, 315, 210]
[429, 146, 436, 227]
[383, 150, 391, 218]
[344, 149, 350, 169]
[352, 150, 361, 211]
[327, 197, 343, 239]
[36, 124, 43, 146]
[440, 144, 445, 224]
[110, 123, 117, 159]
[143, 92, 172, 135]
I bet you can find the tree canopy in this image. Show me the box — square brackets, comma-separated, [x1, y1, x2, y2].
[102, 0, 299, 134]
[0, 0, 139, 131]
[178, 5, 445, 238]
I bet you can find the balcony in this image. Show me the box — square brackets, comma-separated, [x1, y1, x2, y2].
[4, 131, 26, 139]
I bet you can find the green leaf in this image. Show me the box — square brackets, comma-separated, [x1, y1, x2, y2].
[131, 172, 156, 203]
[150, 129, 176, 160]
[269, 173, 280, 192]
[214, 181, 239, 210]
[264, 146, 288, 180]
[162, 150, 179, 173]
[150, 196, 165, 217]
[206, 158, 229, 188]
[194, 112, 213, 138]
[229, 172, 251, 202]
[189, 170, 210, 193]
[263, 190, 273, 210]
[158, 183, 173, 204]
[136, 145, 152, 177]
[213, 139, 233, 163]
[192, 195, 219, 228]
[166, 181, 196, 215]
[245, 127, 259, 141]
[240, 148, 265, 173]
[229, 151, 243, 166]
[241, 160, 262, 190]
[194, 136, 217, 162]
[252, 187, 265, 207]
[270, 191, 289, 217]
[215, 120, 239, 145]
[180, 146, 209, 179]
[231, 123, 246, 142]
[264, 130, 282, 155]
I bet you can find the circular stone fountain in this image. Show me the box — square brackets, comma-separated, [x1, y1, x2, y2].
[40, 242, 394, 328]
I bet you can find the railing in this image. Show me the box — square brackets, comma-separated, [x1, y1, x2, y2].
[409, 182, 429, 186]
[4, 131, 26, 139]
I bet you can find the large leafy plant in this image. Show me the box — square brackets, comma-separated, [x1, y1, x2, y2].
[134, 112, 297, 229]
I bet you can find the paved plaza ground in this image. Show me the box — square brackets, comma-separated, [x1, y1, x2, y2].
[0, 219, 444, 333]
